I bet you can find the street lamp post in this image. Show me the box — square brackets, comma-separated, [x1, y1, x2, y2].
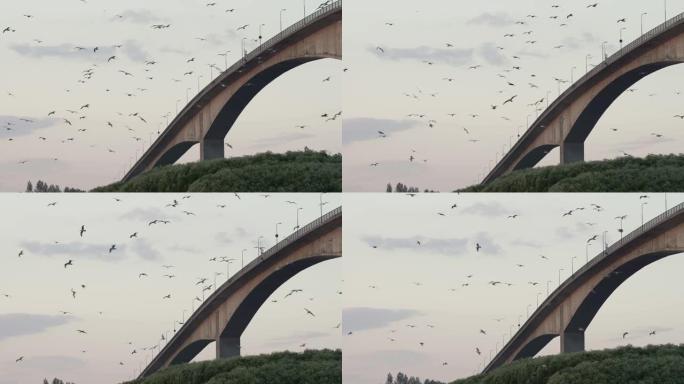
[258, 23, 266, 45]
[558, 268, 564, 286]
[619, 27, 627, 49]
[546, 90, 550, 108]
[601, 41, 608, 60]
[275, 222, 282, 242]
[280, 8, 287, 32]
[641, 12, 648, 35]
[547, 280, 552, 297]
[241, 248, 247, 268]
[536, 292, 542, 307]
[585, 54, 592, 73]
[571, 66, 576, 83]
[641, 202, 648, 225]
[295, 207, 303, 230]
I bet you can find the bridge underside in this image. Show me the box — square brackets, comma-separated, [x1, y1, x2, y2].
[155, 141, 199, 168]
[199, 58, 323, 162]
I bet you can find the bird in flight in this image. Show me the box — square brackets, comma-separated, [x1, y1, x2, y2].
[80, 225, 86, 237]
[304, 308, 316, 317]
[64, 260, 74, 269]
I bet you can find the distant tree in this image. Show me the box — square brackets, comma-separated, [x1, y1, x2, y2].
[386, 183, 393, 193]
[386, 372, 445, 384]
[25, 180, 83, 193]
[386, 373, 394, 384]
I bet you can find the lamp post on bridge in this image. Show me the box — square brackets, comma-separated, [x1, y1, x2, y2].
[641, 12, 648, 35]
[619, 27, 627, 49]
[641, 201, 648, 225]
[602, 230, 609, 253]
[536, 292, 542, 308]
[241, 248, 247, 269]
[258, 23, 266, 45]
[571, 65, 576, 83]
[585, 54, 592, 74]
[601, 41, 608, 60]
[275, 222, 282, 242]
[558, 268, 564, 286]
[241, 37, 247, 59]
[571, 255, 576, 274]
[319, 193, 328, 217]
[280, 8, 287, 32]
[186, 87, 191, 103]
[546, 90, 550, 109]
[295, 207, 303, 230]
[547, 280, 552, 297]
[526, 304, 532, 318]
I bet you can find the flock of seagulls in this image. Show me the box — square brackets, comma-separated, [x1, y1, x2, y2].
[359, 2, 684, 189]
[347, 194, 676, 375]
[4, 194, 341, 381]
[1, 0, 340, 189]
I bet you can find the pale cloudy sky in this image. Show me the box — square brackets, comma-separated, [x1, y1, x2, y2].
[343, 0, 684, 191]
[0, 193, 341, 384]
[0, 0, 340, 191]
[344, 193, 684, 383]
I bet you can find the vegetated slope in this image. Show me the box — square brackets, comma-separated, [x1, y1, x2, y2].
[452, 344, 684, 384]
[126, 349, 341, 384]
[93, 151, 341, 192]
[461, 154, 684, 192]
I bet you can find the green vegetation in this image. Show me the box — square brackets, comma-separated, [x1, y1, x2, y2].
[94, 150, 341, 192]
[461, 154, 684, 192]
[125, 349, 341, 384]
[452, 344, 684, 384]
[25, 180, 84, 193]
[385, 373, 445, 384]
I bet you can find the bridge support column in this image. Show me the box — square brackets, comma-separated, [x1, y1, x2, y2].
[560, 142, 584, 164]
[561, 331, 585, 353]
[216, 336, 240, 359]
[201, 138, 225, 161]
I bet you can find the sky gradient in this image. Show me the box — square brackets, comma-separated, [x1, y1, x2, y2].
[0, 0, 340, 191]
[0, 193, 341, 384]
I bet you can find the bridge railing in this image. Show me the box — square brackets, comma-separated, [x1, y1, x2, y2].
[125, 0, 342, 181]
[484, 11, 684, 183]
[140, 206, 342, 377]
[486, 202, 684, 372]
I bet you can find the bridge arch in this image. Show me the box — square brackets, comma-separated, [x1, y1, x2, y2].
[485, 203, 684, 373]
[153, 140, 199, 168]
[139, 207, 342, 378]
[483, 12, 684, 184]
[123, 1, 342, 182]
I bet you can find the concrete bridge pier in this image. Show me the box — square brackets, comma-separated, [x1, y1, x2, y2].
[216, 336, 240, 359]
[561, 331, 585, 353]
[201, 138, 225, 161]
[560, 142, 584, 164]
